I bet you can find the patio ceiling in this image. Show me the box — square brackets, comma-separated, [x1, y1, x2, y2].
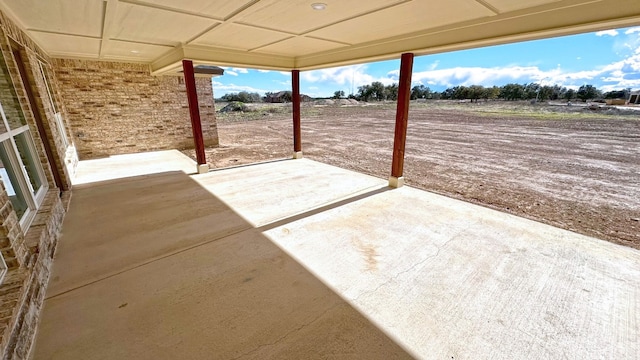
[0, 0, 639, 75]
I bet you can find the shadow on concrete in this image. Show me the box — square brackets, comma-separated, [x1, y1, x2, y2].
[259, 186, 391, 232]
[34, 170, 414, 359]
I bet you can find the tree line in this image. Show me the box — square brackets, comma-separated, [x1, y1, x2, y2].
[345, 82, 631, 103]
[220, 91, 294, 103]
[218, 83, 632, 103]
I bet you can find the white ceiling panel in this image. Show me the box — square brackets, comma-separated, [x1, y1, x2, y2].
[257, 36, 346, 56]
[28, 32, 100, 57]
[112, 3, 217, 45]
[235, 0, 405, 34]
[486, 0, 563, 14]
[102, 40, 173, 61]
[129, 0, 257, 20]
[308, 0, 495, 44]
[2, 0, 103, 36]
[192, 23, 291, 50]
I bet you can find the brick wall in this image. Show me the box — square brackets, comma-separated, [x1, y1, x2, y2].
[1, 192, 64, 359]
[0, 32, 58, 192]
[52, 59, 219, 160]
[0, 10, 71, 360]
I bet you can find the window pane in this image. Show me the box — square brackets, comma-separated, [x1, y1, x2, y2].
[0, 142, 28, 219]
[38, 62, 58, 114]
[13, 132, 42, 195]
[0, 50, 26, 131]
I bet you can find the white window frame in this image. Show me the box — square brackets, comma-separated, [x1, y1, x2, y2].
[0, 102, 48, 230]
[38, 61, 69, 148]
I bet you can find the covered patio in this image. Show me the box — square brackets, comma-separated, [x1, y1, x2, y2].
[32, 150, 640, 359]
[0, 0, 637, 358]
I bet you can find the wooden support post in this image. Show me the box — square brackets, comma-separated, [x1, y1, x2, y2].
[389, 53, 414, 188]
[182, 60, 208, 173]
[292, 69, 302, 159]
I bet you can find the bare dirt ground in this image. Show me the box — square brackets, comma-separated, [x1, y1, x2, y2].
[184, 101, 640, 249]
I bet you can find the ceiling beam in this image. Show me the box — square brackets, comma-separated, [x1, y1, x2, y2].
[99, 0, 119, 58]
[150, 44, 294, 75]
[474, 0, 500, 15]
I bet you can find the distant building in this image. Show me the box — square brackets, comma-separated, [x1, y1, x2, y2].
[629, 90, 640, 104]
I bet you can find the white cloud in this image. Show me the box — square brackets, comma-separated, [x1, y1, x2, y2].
[596, 29, 619, 37]
[274, 80, 291, 86]
[232, 68, 249, 74]
[405, 55, 640, 91]
[302, 64, 396, 92]
[408, 65, 547, 88]
[211, 81, 271, 95]
[624, 27, 640, 35]
[226, 70, 238, 76]
[258, 69, 271, 73]
[279, 71, 290, 76]
[610, 27, 640, 58]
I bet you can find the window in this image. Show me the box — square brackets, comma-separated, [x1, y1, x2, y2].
[38, 61, 69, 148]
[0, 49, 48, 231]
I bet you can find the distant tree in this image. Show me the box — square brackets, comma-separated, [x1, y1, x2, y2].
[577, 84, 600, 102]
[384, 84, 398, 101]
[500, 83, 525, 101]
[564, 89, 576, 101]
[536, 85, 554, 102]
[523, 83, 541, 100]
[484, 86, 501, 100]
[356, 84, 372, 101]
[550, 85, 567, 100]
[467, 85, 485, 102]
[410, 85, 431, 100]
[221, 93, 236, 102]
[603, 89, 630, 99]
[222, 91, 261, 103]
[440, 87, 455, 99]
[357, 82, 387, 101]
[332, 90, 345, 99]
[370, 81, 386, 101]
[452, 86, 468, 100]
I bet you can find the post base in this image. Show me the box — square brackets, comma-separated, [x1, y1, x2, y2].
[389, 176, 404, 188]
[293, 151, 303, 159]
[197, 164, 210, 174]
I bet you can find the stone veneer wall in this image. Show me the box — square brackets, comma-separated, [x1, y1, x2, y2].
[52, 59, 219, 160]
[0, 191, 65, 359]
[0, 10, 72, 360]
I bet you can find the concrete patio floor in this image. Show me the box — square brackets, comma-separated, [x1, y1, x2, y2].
[32, 150, 639, 359]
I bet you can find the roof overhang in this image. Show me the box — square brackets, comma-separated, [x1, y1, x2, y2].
[1, 0, 639, 75]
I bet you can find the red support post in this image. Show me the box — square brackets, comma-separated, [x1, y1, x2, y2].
[390, 53, 414, 187]
[182, 59, 206, 166]
[292, 70, 302, 156]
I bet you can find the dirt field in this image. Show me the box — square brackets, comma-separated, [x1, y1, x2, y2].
[184, 101, 640, 249]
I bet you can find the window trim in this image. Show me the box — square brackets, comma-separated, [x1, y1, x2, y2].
[0, 93, 48, 231]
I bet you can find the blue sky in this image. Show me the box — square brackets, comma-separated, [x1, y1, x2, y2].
[213, 26, 640, 98]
